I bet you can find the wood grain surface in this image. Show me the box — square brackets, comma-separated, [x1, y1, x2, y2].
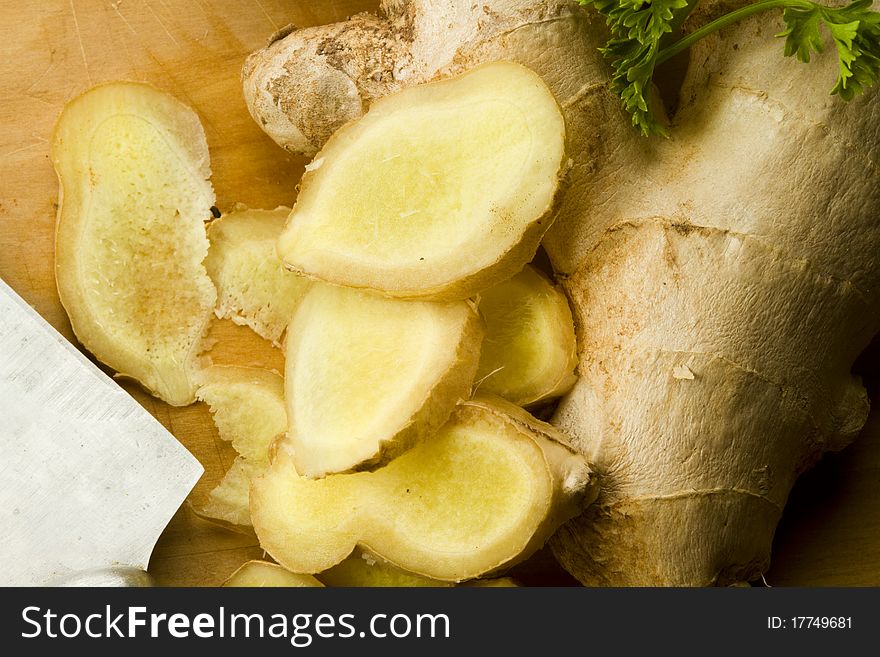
[0, 0, 877, 587]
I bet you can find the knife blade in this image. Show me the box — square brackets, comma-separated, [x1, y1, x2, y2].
[0, 277, 203, 586]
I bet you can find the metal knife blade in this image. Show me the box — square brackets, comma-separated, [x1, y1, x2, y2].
[0, 277, 203, 586]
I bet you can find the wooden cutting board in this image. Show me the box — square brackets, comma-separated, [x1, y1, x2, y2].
[0, 0, 877, 586]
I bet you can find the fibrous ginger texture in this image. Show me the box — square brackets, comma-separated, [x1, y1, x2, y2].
[196, 366, 287, 526]
[53, 82, 216, 406]
[204, 205, 310, 346]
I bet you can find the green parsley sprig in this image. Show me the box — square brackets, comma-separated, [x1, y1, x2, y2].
[580, 0, 880, 136]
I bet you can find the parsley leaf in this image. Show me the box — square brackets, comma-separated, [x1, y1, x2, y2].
[581, 0, 691, 136]
[779, 0, 880, 100]
[580, 0, 880, 136]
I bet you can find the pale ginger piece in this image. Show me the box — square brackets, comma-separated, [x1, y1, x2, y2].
[196, 366, 287, 526]
[319, 550, 453, 587]
[464, 578, 519, 587]
[199, 457, 262, 527]
[53, 82, 216, 406]
[319, 549, 519, 587]
[205, 205, 311, 345]
[476, 265, 577, 406]
[224, 555, 512, 588]
[275, 61, 567, 301]
[242, 1, 880, 585]
[251, 396, 597, 582]
[223, 561, 324, 587]
[283, 284, 483, 477]
[196, 365, 287, 464]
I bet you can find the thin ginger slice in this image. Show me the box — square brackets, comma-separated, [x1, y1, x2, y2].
[283, 284, 483, 477]
[224, 553, 516, 588]
[196, 365, 287, 464]
[198, 457, 262, 527]
[319, 550, 453, 588]
[196, 366, 287, 526]
[205, 205, 311, 346]
[223, 561, 323, 587]
[464, 578, 519, 587]
[476, 265, 578, 406]
[276, 61, 568, 301]
[318, 549, 518, 587]
[251, 396, 597, 582]
[52, 82, 216, 406]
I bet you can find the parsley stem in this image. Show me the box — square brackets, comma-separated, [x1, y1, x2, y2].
[656, 0, 810, 64]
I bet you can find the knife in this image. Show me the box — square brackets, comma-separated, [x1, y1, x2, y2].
[0, 277, 203, 586]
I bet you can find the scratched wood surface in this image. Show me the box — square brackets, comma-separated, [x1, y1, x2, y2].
[0, 0, 877, 587]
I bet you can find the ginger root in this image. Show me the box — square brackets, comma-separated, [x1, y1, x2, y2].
[243, 0, 880, 585]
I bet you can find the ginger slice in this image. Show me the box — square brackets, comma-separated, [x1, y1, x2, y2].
[251, 396, 597, 582]
[318, 549, 518, 587]
[196, 365, 287, 464]
[276, 61, 567, 301]
[222, 557, 509, 588]
[476, 265, 578, 406]
[196, 366, 287, 526]
[283, 284, 483, 477]
[52, 82, 216, 406]
[319, 550, 453, 588]
[464, 578, 519, 588]
[223, 561, 323, 587]
[205, 205, 311, 345]
[199, 457, 261, 527]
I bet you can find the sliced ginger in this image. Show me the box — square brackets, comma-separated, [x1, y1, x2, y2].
[196, 366, 287, 526]
[196, 365, 287, 464]
[205, 205, 311, 345]
[251, 396, 597, 582]
[464, 577, 519, 588]
[476, 265, 578, 406]
[52, 82, 216, 406]
[318, 549, 517, 587]
[319, 550, 453, 588]
[276, 61, 568, 301]
[283, 284, 483, 477]
[199, 458, 262, 527]
[224, 554, 516, 588]
[223, 561, 323, 587]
